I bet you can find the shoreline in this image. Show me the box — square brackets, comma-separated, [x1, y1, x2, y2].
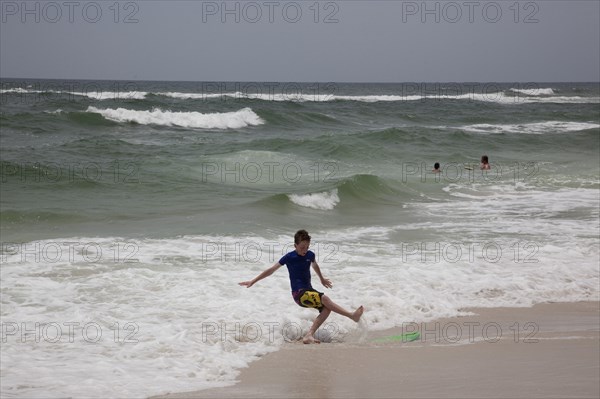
[153, 301, 600, 399]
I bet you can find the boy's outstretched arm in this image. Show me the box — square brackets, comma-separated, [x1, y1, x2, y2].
[239, 262, 282, 288]
[311, 261, 333, 289]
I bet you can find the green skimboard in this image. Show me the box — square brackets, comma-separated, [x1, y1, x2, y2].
[373, 331, 420, 343]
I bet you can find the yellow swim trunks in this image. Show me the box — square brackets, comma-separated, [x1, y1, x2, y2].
[292, 289, 325, 312]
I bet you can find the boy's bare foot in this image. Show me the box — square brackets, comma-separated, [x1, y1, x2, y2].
[303, 334, 321, 344]
[351, 306, 364, 322]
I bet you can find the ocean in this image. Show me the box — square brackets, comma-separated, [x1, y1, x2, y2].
[1, 80, 599, 398]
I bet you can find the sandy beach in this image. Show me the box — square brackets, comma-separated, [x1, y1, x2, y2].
[154, 301, 599, 399]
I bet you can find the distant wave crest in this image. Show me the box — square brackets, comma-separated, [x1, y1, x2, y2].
[459, 121, 600, 134]
[510, 87, 555, 96]
[85, 106, 264, 129]
[3, 87, 598, 104]
[288, 189, 340, 210]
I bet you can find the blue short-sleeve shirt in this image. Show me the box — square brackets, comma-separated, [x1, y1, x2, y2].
[279, 250, 315, 292]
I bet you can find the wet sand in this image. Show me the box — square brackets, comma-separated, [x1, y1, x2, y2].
[154, 301, 600, 399]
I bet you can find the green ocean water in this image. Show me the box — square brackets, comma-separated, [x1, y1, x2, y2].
[1, 80, 598, 242]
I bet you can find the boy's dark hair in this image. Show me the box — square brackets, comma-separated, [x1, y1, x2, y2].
[434, 162, 440, 169]
[481, 155, 489, 163]
[294, 229, 311, 244]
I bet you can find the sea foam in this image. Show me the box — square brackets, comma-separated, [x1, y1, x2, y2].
[510, 87, 556, 96]
[86, 106, 264, 129]
[288, 189, 340, 210]
[458, 121, 600, 134]
[3, 88, 598, 104]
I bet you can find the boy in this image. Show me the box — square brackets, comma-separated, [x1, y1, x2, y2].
[239, 229, 364, 344]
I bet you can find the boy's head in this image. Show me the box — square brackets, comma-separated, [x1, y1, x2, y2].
[481, 155, 489, 163]
[294, 229, 311, 244]
[294, 229, 311, 256]
[434, 162, 440, 169]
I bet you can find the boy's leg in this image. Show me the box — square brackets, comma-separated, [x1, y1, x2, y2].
[321, 295, 364, 322]
[303, 308, 331, 344]
[302, 294, 364, 344]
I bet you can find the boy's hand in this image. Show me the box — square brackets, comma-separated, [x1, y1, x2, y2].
[321, 278, 333, 289]
[239, 281, 254, 288]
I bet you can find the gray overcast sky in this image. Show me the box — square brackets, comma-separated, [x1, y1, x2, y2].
[1, 0, 599, 82]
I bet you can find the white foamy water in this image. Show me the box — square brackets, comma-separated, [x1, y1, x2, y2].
[0, 88, 148, 100]
[85, 107, 264, 129]
[0, 88, 40, 94]
[0, 237, 288, 398]
[157, 91, 598, 104]
[3, 88, 598, 104]
[510, 87, 556, 96]
[162, 92, 224, 100]
[70, 91, 149, 100]
[458, 121, 600, 134]
[330, 92, 597, 104]
[288, 189, 340, 210]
